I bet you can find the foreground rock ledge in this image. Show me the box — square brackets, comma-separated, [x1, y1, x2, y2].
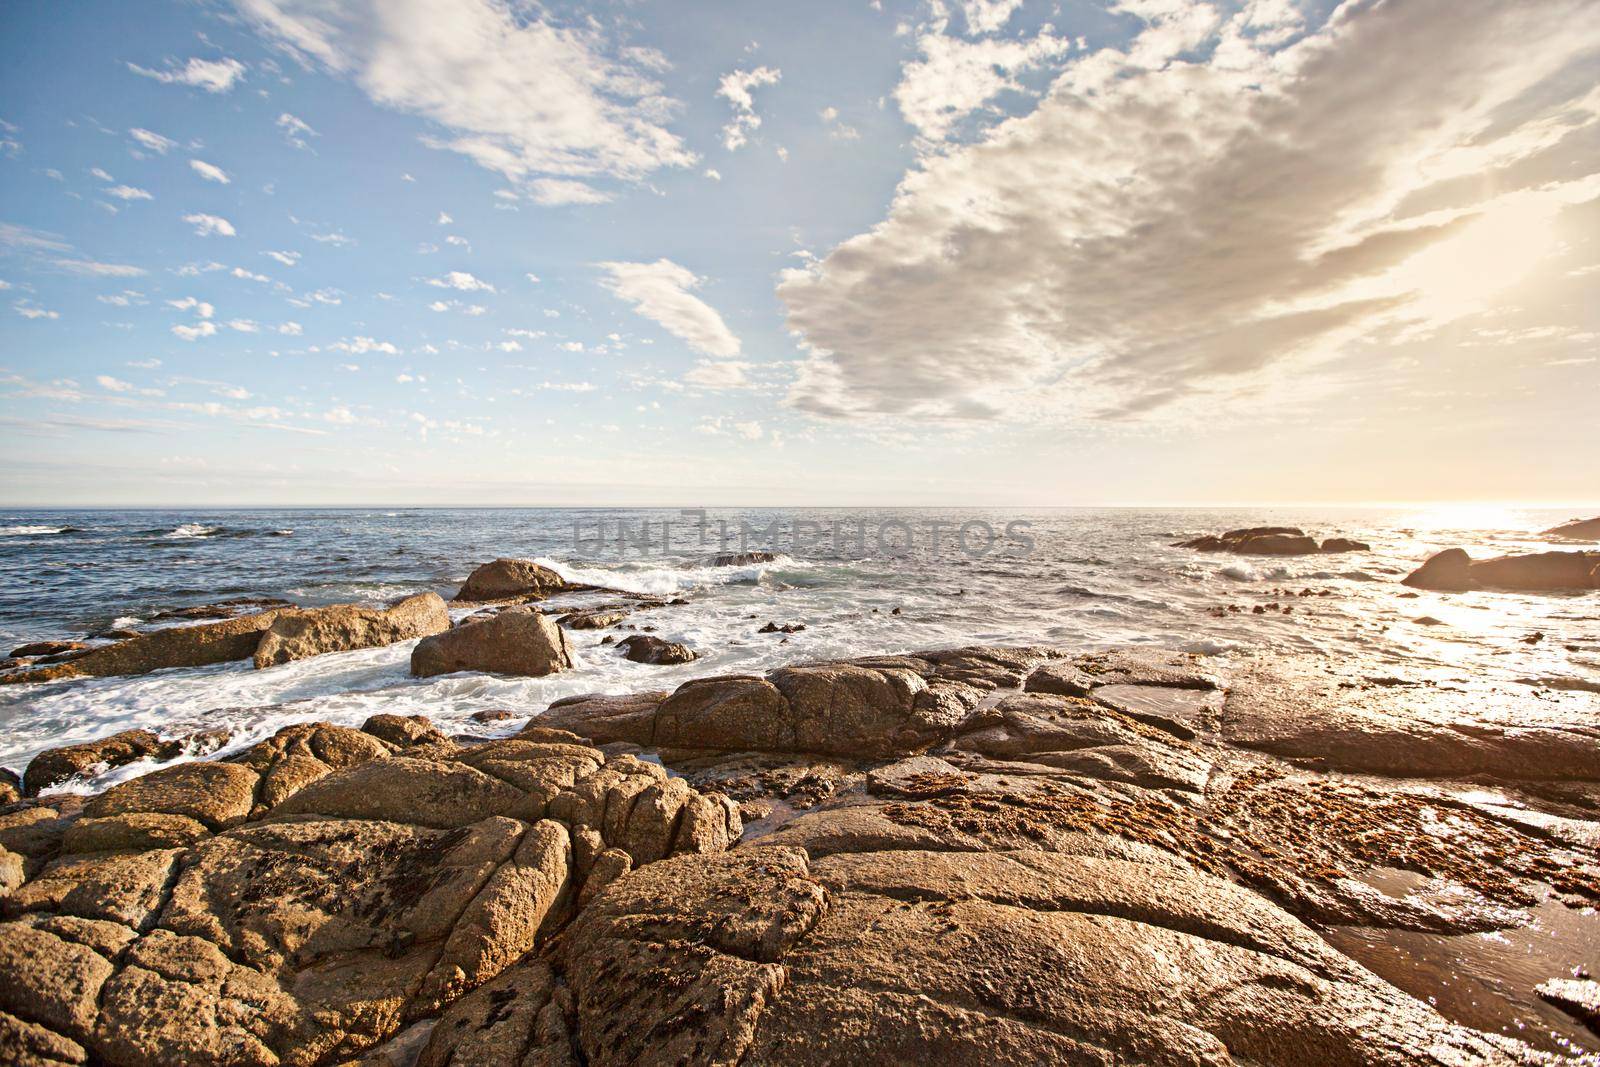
[4, 644, 1598, 1065]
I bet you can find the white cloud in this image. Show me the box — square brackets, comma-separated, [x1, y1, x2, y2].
[685, 359, 754, 389]
[183, 213, 236, 237]
[427, 270, 495, 292]
[895, 24, 1069, 141]
[234, 0, 695, 188]
[780, 0, 1600, 421]
[820, 106, 861, 141]
[227, 319, 260, 332]
[716, 66, 781, 150]
[90, 167, 114, 182]
[230, 266, 270, 282]
[599, 259, 741, 358]
[958, 0, 1024, 35]
[324, 406, 358, 424]
[331, 336, 400, 355]
[13, 300, 60, 320]
[694, 415, 763, 440]
[128, 56, 247, 93]
[445, 234, 469, 247]
[277, 112, 317, 149]
[527, 178, 612, 206]
[436, 211, 452, 224]
[128, 127, 178, 154]
[172, 321, 219, 341]
[56, 259, 145, 278]
[168, 297, 215, 319]
[264, 250, 301, 266]
[190, 159, 231, 183]
[106, 185, 153, 201]
[278, 321, 303, 335]
[704, 168, 722, 181]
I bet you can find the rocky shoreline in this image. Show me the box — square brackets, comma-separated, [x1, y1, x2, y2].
[2, 633, 1598, 1064]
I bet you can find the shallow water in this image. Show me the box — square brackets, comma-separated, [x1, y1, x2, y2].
[1, 505, 1596, 783]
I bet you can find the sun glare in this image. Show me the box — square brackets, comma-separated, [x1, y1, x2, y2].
[1394, 197, 1562, 316]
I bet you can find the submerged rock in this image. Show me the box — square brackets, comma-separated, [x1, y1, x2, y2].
[411, 607, 573, 678]
[453, 558, 572, 602]
[709, 551, 779, 566]
[252, 592, 450, 668]
[1403, 547, 1600, 591]
[616, 635, 697, 665]
[23, 730, 171, 797]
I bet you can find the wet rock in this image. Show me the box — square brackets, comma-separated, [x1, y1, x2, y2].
[1546, 516, 1600, 541]
[469, 709, 516, 724]
[1175, 526, 1323, 555]
[147, 597, 291, 622]
[411, 607, 574, 678]
[616, 634, 697, 665]
[7, 641, 89, 659]
[1537, 977, 1599, 1034]
[710, 551, 779, 566]
[252, 592, 450, 668]
[758, 621, 805, 634]
[0, 611, 283, 686]
[0, 768, 19, 807]
[453, 558, 572, 602]
[23, 730, 170, 797]
[1403, 547, 1600, 592]
[1222, 657, 1600, 780]
[1321, 537, 1371, 553]
[557, 607, 631, 630]
[1025, 648, 1221, 699]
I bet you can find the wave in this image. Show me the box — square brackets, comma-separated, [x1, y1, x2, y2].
[534, 554, 808, 597]
[0, 524, 75, 536]
[161, 523, 223, 539]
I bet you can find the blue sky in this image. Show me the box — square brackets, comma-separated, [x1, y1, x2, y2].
[2, 0, 1597, 506]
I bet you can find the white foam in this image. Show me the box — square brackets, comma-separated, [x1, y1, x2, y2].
[533, 554, 807, 597]
[0, 525, 67, 536]
[163, 523, 221, 539]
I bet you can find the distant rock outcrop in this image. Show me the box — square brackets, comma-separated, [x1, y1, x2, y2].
[708, 551, 779, 566]
[1403, 548, 1600, 592]
[1174, 527, 1368, 555]
[453, 558, 573, 602]
[1546, 516, 1600, 541]
[411, 607, 574, 678]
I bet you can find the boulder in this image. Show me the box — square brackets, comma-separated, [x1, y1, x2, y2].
[709, 551, 780, 566]
[23, 730, 171, 796]
[558, 608, 631, 630]
[411, 607, 574, 678]
[1546, 516, 1600, 541]
[0, 612, 282, 685]
[453, 558, 571, 602]
[1403, 548, 1600, 592]
[252, 593, 450, 668]
[616, 635, 697, 665]
[0, 768, 19, 807]
[83, 762, 259, 831]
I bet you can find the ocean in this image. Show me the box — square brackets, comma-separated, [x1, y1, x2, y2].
[2, 505, 1596, 787]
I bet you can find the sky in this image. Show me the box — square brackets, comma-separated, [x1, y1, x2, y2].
[0, 0, 1597, 507]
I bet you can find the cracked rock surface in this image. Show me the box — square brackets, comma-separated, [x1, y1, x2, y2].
[4, 644, 1598, 1065]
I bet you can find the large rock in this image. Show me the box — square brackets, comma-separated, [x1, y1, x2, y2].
[0, 717, 741, 1066]
[1403, 548, 1600, 591]
[411, 607, 574, 678]
[560, 845, 1544, 1066]
[23, 730, 170, 796]
[1546, 516, 1600, 541]
[453, 558, 571, 602]
[253, 593, 450, 668]
[0, 611, 282, 685]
